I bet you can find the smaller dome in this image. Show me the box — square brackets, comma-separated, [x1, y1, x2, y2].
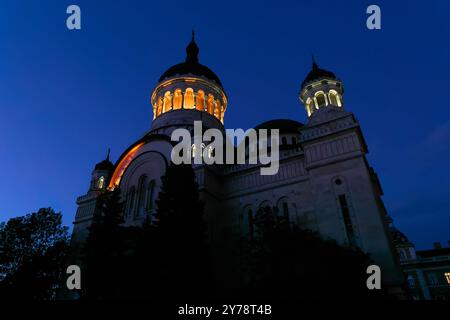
[301, 60, 336, 89]
[94, 150, 114, 171]
[255, 119, 303, 134]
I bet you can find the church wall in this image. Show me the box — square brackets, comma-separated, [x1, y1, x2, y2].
[307, 154, 404, 285]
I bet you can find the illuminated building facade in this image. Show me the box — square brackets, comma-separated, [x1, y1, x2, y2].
[72, 34, 404, 293]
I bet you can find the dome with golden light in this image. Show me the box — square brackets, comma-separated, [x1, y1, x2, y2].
[151, 32, 227, 124]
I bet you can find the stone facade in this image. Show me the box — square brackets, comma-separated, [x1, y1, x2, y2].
[71, 37, 405, 291]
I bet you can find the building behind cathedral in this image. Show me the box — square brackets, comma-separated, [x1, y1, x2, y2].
[72, 34, 408, 294]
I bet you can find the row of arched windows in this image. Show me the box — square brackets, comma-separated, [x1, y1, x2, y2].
[305, 90, 342, 116]
[125, 175, 156, 219]
[153, 88, 225, 123]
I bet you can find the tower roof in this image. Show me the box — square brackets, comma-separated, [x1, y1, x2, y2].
[94, 149, 114, 171]
[301, 58, 337, 89]
[158, 31, 223, 87]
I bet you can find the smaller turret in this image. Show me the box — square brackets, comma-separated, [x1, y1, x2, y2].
[299, 58, 344, 117]
[89, 149, 114, 194]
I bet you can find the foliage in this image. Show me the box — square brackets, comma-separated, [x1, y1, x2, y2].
[81, 187, 126, 299]
[0, 208, 69, 299]
[237, 205, 388, 299]
[143, 163, 212, 298]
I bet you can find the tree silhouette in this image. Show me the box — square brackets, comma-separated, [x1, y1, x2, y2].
[237, 205, 388, 299]
[0, 208, 69, 300]
[81, 187, 125, 299]
[144, 163, 212, 299]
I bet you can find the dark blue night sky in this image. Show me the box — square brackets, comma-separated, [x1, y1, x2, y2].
[1, 0, 449, 249]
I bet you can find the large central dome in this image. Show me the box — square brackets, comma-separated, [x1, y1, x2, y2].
[150, 33, 228, 126]
[158, 32, 222, 87]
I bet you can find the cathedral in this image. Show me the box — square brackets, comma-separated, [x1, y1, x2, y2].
[71, 34, 405, 292]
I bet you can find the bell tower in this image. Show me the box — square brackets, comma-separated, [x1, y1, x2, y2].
[299, 58, 344, 117]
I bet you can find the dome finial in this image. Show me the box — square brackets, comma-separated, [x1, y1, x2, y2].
[312, 54, 318, 69]
[106, 148, 110, 161]
[186, 30, 199, 63]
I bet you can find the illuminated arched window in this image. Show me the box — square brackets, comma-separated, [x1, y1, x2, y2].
[329, 90, 340, 106]
[306, 98, 314, 116]
[214, 100, 221, 119]
[191, 144, 196, 158]
[315, 92, 326, 108]
[152, 101, 158, 119]
[207, 94, 215, 115]
[183, 88, 195, 109]
[157, 97, 163, 116]
[173, 89, 182, 110]
[196, 90, 205, 111]
[97, 176, 105, 189]
[206, 144, 213, 158]
[163, 91, 172, 112]
[220, 106, 225, 123]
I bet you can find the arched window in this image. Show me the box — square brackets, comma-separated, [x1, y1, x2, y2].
[196, 90, 205, 111]
[207, 94, 215, 115]
[126, 187, 136, 218]
[292, 137, 297, 145]
[97, 176, 105, 189]
[214, 100, 221, 119]
[220, 107, 225, 123]
[136, 175, 147, 217]
[328, 90, 342, 107]
[328, 90, 338, 106]
[173, 89, 182, 110]
[281, 137, 287, 145]
[191, 143, 197, 158]
[153, 101, 158, 119]
[315, 91, 327, 107]
[146, 180, 155, 212]
[277, 197, 294, 224]
[240, 205, 254, 239]
[183, 88, 195, 109]
[306, 98, 314, 116]
[157, 97, 163, 116]
[163, 91, 172, 112]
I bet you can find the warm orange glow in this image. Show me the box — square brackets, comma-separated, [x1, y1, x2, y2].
[157, 97, 163, 116]
[445, 272, 450, 284]
[214, 100, 221, 119]
[184, 88, 195, 109]
[207, 94, 214, 115]
[152, 102, 158, 120]
[173, 89, 182, 110]
[150, 77, 228, 123]
[163, 91, 172, 113]
[196, 90, 205, 111]
[108, 142, 145, 190]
